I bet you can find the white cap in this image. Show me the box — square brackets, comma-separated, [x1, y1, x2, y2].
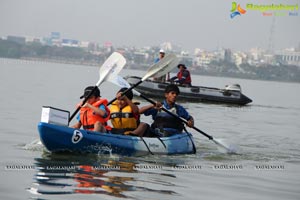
[159, 49, 165, 53]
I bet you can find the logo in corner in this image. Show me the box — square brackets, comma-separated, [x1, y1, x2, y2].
[230, 2, 246, 19]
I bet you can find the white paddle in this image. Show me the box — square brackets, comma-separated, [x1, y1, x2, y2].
[69, 52, 126, 122]
[107, 54, 178, 105]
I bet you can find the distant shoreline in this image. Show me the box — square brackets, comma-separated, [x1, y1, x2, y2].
[1, 56, 300, 84]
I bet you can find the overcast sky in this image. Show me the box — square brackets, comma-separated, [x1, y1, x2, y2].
[0, 0, 299, 52]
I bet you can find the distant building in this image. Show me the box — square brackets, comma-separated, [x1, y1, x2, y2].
[7, 35, 26, 45]
[249, 48, 264, 61]
[160, 42, 173, 51]
[103, 41, 113, 53]
[62, 39, 79, 47]
[224, 49, 232, 62]
[51, 39, 61, 46]
[194, 50, 214, 67]
[275, 49, 300, 66]
[25, 36, 41, 43]
[87, 42, 100, 52]
[51, 32, 60, 40]
[178, 54, 193, 67]
[262, 54, 275, 65]
[79, 41, 90, 49]
[213, 48, 233, 62]
[233, 52, 247, 66]
[247, 48, 267, 66]
[39, 32, 62, 46]
[194, 48, 204, 56]
[42, 37, 52, 46]
[132, 52, 147, 65]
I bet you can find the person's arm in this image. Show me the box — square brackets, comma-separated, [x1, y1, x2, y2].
[72, 121, 82, 129]
[170, 76, 178, 81]
[139, 101, 162, 114]
[177, 105, 194, 127]
[83, 103, 107, 117]
[139, 104, 155, 114]
[125, 97, 139, 114]
[71, 113, 82, 128]
[186, 115, 194, 128]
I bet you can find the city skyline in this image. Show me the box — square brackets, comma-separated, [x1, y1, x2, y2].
[0, 0, 299, 53]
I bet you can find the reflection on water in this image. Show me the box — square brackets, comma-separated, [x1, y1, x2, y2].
[28, 153, 177, 198]
[74, 164, 132, 197]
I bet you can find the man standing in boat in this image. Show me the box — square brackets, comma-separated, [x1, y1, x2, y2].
[169, 64, 192, 86]
[153, 49, 170, 82]
[139, 84, 194, 137]
[72, 86, 110, 133]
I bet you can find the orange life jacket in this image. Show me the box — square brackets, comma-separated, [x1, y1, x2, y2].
[79, 99, 110, 131]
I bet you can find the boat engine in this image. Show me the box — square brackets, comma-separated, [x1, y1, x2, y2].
[224, 84, 242, 92]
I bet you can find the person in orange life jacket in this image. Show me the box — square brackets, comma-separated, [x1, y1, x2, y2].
[170, 64, 192, 86]
[139, 84, 194, 136]
[110, 88, 149, 137]
[153, 49, 170, 82]
[72, 86, 110, 133]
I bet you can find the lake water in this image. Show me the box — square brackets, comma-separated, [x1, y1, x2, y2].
[0, 58, 299, 199]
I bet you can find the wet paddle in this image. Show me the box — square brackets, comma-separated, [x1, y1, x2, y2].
[109, 75, 237, 154]
[69, 52, 126, 122]
[107, 54, 179, 106]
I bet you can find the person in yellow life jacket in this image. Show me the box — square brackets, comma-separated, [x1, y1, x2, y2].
[72, 86, 110, 133]
[110, 88, 149, 137]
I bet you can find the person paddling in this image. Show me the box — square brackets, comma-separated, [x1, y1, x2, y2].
[139, 84, 194, 137]
[72, 86, 110, 132]
[110, 88, 149, 137]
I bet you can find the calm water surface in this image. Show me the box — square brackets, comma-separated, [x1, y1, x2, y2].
[0, 58, 299, 200]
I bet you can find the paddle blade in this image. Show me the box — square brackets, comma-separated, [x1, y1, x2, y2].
[142, 54, 178, 81]
[213, 138, 239, 154]
[96, 52, 126, 86]
[153, 54, 179, 79]
[109, 75, 141, 96]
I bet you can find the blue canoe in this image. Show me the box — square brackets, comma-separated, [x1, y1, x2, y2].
[38, 122, 196, 156]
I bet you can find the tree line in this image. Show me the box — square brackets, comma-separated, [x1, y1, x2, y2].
[1, 39, 300, 83]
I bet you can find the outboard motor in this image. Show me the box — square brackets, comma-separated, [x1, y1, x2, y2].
[225, 84, 242, 92]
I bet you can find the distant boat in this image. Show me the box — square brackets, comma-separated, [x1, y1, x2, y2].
[125, 76, 252, 105]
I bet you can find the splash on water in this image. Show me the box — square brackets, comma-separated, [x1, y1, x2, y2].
[214, 138, 240, 154]
[22, 139, 44, 151]
[84, 143, 114, 157]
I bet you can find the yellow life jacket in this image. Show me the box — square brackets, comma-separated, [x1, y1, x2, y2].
[110, 102, 138, 133]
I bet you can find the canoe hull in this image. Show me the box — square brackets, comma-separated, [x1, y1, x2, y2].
[125, 76, 252, 105]
[38, 122, 195, 156]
